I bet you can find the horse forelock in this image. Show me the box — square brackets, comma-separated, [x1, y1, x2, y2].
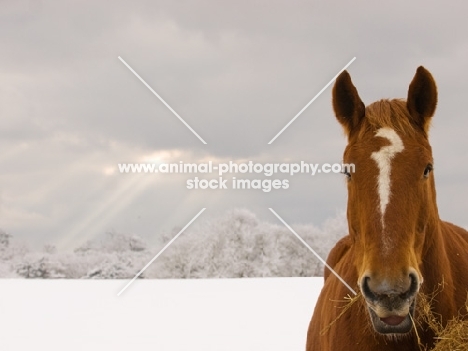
[357, 99, 418, 139]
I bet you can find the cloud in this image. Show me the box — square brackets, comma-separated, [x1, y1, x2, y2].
[1, 0, 468, 249]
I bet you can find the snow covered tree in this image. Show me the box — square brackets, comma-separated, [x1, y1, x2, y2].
[147, 208, 346, 278]
[0, 210, 347, 279]
[16, 253, 67, 278]
[71, 231, 150, 278]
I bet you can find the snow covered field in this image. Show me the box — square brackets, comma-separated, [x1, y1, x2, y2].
[0, 278, 322, 351]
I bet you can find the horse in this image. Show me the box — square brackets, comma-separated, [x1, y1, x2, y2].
[306, 67, 468, 350]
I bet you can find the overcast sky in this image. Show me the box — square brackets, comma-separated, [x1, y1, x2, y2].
[1, 0, 468, 250]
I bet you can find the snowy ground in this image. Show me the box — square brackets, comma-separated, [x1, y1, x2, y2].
[0, 278, 323, 351]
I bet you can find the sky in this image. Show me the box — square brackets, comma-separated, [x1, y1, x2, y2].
[1, 0, 468, 250]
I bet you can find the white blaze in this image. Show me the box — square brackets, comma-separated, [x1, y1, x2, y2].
[371, 128, 404, 228]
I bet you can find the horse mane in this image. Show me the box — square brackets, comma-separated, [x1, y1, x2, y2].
[360, 99, 418, 137]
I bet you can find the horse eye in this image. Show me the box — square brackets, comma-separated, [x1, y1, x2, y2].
[423, 164, 433, 178]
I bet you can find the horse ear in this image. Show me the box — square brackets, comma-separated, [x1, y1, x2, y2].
[407, 66, 437, 133]
[332, 70, 365, 137]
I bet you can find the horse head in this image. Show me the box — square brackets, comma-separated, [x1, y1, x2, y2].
[332, 67, 439, 334]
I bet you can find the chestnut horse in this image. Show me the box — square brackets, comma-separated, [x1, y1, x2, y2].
[307, 67, 468, 350]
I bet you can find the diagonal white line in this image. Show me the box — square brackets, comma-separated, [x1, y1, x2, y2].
[268, 57, 356, 144]
[117, 207, 206, 296]
[268, 208, 357, 295]
[118, 56, 207, 145]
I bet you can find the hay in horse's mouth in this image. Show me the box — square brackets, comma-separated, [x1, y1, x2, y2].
[367, 299, 416, 335]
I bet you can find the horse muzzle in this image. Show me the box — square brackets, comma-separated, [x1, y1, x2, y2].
[360, 272, 420, 334]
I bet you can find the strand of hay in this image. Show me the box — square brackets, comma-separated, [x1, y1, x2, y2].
[320, 293, 362, 336]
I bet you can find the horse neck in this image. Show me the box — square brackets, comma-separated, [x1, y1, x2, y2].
[420, 219, 458, 319]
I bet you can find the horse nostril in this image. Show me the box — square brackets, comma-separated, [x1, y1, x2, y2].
[400, 272, 420, 299]
[361, 276, 378, 301]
